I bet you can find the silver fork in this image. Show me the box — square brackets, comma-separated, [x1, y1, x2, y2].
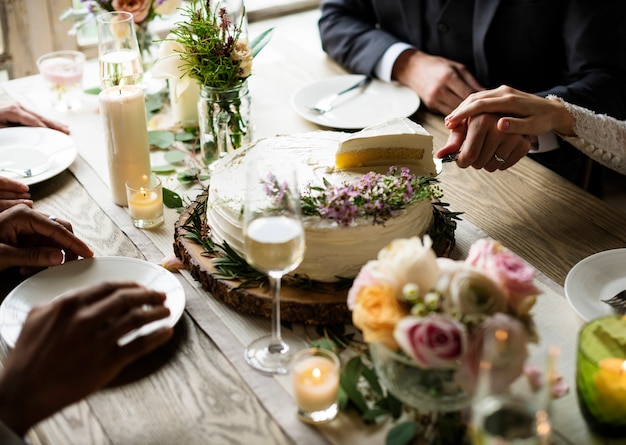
[602, 290, 626, 314]
[310, 76, 372, 114]
[0, 162, 51, 178]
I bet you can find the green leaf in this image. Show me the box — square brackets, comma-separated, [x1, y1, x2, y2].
[176, 130, 196, 142]
[386, 422, 417, 445]
[84, 87, 101, 95]
[151, 164, 177, 174]
[163, 187, 183, 208]
[164, 150, 186, 164]
[145, 93, 163, 113]
[149, 130, 175, 149]
[339, 356, 369, 413]
[250, 27, 275, 58]
[361, 363, 384, 397]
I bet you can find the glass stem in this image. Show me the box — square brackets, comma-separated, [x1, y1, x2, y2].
[268, 272, 283, 353]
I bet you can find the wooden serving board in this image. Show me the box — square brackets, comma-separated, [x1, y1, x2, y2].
[174, 191, 455, 325]
[174, 191, 353, 325]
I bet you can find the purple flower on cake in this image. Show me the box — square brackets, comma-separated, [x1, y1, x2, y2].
[301, 166, 442, 227]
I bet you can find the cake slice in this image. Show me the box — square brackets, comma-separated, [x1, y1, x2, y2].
[335, 117, 436, 176]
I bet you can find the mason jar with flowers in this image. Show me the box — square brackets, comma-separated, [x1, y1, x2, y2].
[158, 0, 272, 166]
[347, 236, 549, 442]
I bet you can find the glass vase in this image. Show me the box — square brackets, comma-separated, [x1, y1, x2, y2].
[198, 80, 252, 167]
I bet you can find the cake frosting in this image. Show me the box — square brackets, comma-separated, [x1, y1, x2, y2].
[336, 117, 436, 176]
[207, 120, 439, 282]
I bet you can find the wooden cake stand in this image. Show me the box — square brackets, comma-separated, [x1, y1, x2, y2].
[174, 191, 456, 325]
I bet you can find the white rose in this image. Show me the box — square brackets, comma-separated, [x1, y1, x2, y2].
[377, 236, 439, 300]
[435, 259, 506, 316]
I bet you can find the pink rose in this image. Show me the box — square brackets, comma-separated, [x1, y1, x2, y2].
[466, 239, 540, 315]
[394, 315, 467, 369]
[112, 0, 152, 23]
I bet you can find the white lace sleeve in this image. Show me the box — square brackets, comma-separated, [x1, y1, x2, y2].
[547, 95, 626, 175]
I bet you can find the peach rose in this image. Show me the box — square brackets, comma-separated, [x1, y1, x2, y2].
[113, 0, 152, 23]
[154, 0, 182, 16]
[352, 282, 408, 350]
[231, 40, 253, 78]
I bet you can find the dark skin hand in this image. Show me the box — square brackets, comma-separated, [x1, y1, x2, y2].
[0, 204, 93, 273]
[0, 177, 32, 212]
[0, 281, 173, 436]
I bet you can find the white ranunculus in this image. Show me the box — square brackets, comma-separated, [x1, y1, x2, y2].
[377, 236, 439, 300]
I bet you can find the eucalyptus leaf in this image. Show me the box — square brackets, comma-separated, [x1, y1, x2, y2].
[163, 187, 183, 209]
[176, 131, 197, 142]
[145, 93, 163, 113]
[386, 422, 417, 445]
[84, 87, 101, 95]
[340, 356, 369, 414]
[250, 27, 275, 58]
[164, 150, 186, 164]
[149, 131, 175, 149]
[151, 164, 177, 174]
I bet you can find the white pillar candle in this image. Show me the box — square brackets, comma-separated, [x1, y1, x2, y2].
[292, 355, 340, 413]
[99, 85, 152, 206]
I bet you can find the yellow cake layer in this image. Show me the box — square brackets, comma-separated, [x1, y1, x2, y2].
[335, 147, 425, 169]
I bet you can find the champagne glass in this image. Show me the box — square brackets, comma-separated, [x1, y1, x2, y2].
[242, 155, 307, 374]
[97, 11, 143, 88]
[470, 326, 559, 444]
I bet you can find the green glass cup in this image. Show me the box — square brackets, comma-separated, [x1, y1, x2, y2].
[576, 315, 626, 437]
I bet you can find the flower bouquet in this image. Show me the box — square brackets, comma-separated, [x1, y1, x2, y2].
[154, 0, 273, 164]
[61, 0, 183, 58]
[347, 236, 543, 441]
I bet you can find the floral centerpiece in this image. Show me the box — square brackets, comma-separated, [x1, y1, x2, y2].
[61, 0, 183, 58]
[346, 236, 545, 442]
[153, 0, 273, 164]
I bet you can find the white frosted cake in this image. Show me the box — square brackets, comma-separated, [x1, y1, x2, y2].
[207, 118, 441, 282]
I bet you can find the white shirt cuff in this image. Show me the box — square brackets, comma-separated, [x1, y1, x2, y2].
[529, 131, 560, 153]
[374, 42, 415, 82]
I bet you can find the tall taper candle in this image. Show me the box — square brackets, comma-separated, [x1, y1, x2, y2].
[99, 85, 151, 206]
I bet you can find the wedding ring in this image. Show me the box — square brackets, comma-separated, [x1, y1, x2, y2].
[48, 215, 58, 222]
[493, 154, 506, 163]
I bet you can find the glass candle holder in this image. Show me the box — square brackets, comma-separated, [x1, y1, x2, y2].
[125, 175, 164, 229]
[36, 50, 85, 112]
[577, 314, 626, 437]
[291, 348, 340, 424]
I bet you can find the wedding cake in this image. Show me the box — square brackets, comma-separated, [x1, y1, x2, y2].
[206, 118, 441, 282]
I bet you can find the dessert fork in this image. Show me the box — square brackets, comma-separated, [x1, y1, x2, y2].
[0, 163, 50, 178]
[602, 290, 626, 314]
[310, 76, 372, 114]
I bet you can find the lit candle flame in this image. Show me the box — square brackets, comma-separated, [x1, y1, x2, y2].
[312, 367, 321, 379]
[621, 360, 626, 372]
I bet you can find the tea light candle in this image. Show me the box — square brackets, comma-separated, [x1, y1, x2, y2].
[99, 85, 152, 206]
[126, 175, 163, 229]
[594, 358, 626, 416]
[291, 348, 340, 424]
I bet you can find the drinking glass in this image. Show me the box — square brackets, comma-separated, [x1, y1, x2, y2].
[470, 326, 559, 444]
[242, 156, 307, 374]
[97, 11, 143, 88]
[36, 50, 85, 111]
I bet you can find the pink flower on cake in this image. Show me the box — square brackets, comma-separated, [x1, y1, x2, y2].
[394, 315, 467, 368]
[465, 238, 540, 315]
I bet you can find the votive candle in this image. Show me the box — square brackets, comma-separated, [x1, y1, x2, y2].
[291, 348, 340, 424]
[99, 85, 152, 206]
[126, 175, 163, 229]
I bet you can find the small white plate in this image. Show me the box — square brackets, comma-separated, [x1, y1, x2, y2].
[0, 257, 186, 348]
[291, 75, 420, 130]
[564, 249, 626, 321]
[0, 127, 78, 185]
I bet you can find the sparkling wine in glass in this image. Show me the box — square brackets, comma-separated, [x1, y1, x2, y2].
[242, 156, 307, 374]
[97, 11, 143, 88]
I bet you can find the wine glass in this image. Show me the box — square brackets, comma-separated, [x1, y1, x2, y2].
[97, 11, 143, 88]
[242, 155, 307, 374]
[470, 326, 559, 444]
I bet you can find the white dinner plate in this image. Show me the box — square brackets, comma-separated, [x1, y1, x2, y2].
[291, 75, 420, 130]
[0, 127, 78, 185]
[564, 249, 626, 321]
[0, 257, 186, 348]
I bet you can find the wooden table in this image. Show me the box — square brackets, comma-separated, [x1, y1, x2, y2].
[1, 8, 625, 445]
